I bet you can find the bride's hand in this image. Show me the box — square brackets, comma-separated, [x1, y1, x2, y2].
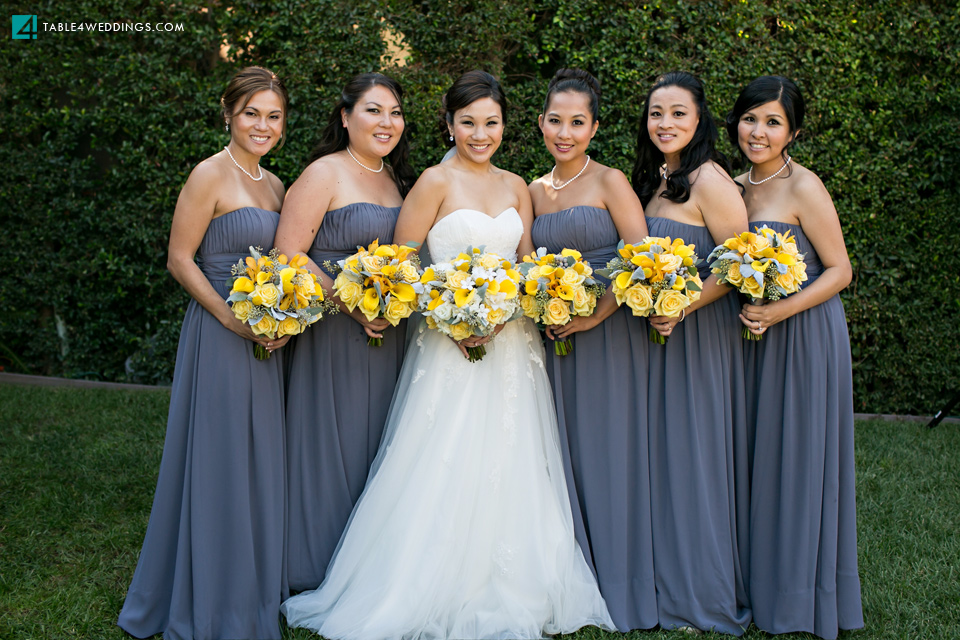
[346, 308, 390, 339]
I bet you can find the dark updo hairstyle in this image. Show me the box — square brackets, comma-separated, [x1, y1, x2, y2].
[221, 66, 289, 149]
[542, 68, 601, 122]
[309, 72, 416, 197]
[440, 70, 508, 147]
[630, 71, 732, 208]
[725, 75, 805, 163]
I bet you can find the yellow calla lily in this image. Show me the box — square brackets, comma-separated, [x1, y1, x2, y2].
[616, 271, 634, 290]
[279, 267, 296, 293]
[381, 264, 398, 278]
[362, 288, 380, 312]
[777, 253, 797, 266]
[391, 282, 416, 302]
[232, 276, 255, 293]
[525, 279, 540, 295]
[500, 279, 518, 299]
[485, 279, 500, 294]
[560, 248, 582, 260]
[256, 270, 272, 285]
[421, 267, 436, 283]
[672, 276, 686, 290]
[374, 245, 396, 258]
[427, 296, 444, 311]
[454, 288, 476, 307]
[751, 260, 769, 272]
[557, 284, 575, 301]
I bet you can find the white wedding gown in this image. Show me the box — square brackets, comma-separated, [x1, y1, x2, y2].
[281, 208, 614, 639]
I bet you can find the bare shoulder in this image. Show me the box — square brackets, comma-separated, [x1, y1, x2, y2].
[265, 170, 285, 202]
[413, 164, 451, 189]
[597, 164, 632, 190]
[188, 153, 229, 187]
[788, 163, 833, 205]
[298, 153, 346, 182]
[693, 161, 740, 195]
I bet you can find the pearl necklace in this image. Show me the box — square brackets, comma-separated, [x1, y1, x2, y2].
[224, 146, 264, 181]
[550, 155, 590, 190]
[346, 146, 384, 173]
[748, 156, 792, 185]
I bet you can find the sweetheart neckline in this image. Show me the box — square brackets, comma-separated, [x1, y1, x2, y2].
[433, 207, 520, 227]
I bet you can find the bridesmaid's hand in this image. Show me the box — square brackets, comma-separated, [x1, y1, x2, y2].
[347, 308, 391, 339]
[740, 301, 783, 336]
[649, 314, 681, 337]
[223, 317, 291, 352]
[547, 315, 598, 340]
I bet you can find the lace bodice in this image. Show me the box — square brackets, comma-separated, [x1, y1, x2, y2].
[426, 208, 523, 262]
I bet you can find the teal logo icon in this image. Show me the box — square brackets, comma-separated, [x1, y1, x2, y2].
[13, 15, 38, 39]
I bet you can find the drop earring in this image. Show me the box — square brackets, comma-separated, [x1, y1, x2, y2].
[225, 123, 230, 132]
[449, 135, 454, 142]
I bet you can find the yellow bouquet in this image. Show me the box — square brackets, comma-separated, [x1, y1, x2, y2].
[227, 246, 333, 359]
[418, 247, 523, 362]
[517, 248, 606, 355]
[326, 239, 420, 346]
[597, 236, 702, 344]
[708, 225, 807, 340]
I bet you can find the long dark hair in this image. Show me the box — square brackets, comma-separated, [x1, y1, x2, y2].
[631, 71, 731, 208]
[543, 68, 601, 123]
[726, 75, 805, 164]
[439, 70, 508, 147]
[309, 72, 416, 197]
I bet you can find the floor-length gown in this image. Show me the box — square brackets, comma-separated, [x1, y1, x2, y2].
[743, 221, 863, 639]
[284, 202, 407, 591]
[118, 207, 286, 640]
[531, 206, 658, 631]
[644, 216, 752, 635]
[281, 207, 615, 640]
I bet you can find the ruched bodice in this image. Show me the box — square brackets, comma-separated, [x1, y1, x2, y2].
[749, 220, 824, 284]
[427, 208, 523, 262]
[195, 207, 280, 294]
[645, 217, 715, 280]
[532, 206, 619, 286]
[310, 203, 401, 277]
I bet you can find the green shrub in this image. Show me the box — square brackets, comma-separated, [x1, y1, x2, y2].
[2, 0, 957, 414]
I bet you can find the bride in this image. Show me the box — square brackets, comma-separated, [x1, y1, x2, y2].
[281, 70, 614, 640]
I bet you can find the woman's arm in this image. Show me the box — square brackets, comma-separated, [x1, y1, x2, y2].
[167, 161, 283, 349]
[740, 169, 852, 333]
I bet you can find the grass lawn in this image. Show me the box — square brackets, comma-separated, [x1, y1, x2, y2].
[1, 385, 958, 639]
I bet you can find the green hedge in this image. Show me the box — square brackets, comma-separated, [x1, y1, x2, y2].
[3, 0, 957, 415]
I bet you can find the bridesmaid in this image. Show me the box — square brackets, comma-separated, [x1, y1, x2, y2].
[631, 71, 752, 635]
[728, 75, 863, 638]
[275, 72, 416, 591]
[528, 68, 657, 631]
[118, 66, 289, 640]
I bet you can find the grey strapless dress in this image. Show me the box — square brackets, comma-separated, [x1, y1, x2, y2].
[644, 216, 751, 635]
[743, 221, 863, 639]
[284, 202, 407, 591]
[531, 206, 657, 631]
[118, 207, 286, 640]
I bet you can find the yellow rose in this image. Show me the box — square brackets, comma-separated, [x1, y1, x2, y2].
[383, 298, 413, 326]
[446, 270, 470, 289]
[487, 307, 508, 325]
[359, 254, 384, 274]
[478, 253, 501, 270]
[742, 274, 765, 299]
[252, 314, 279, 338]
[519, 294, 540, 320]
[781, 240, 799, 256]
[336, 279, 364, 311]
[543, 296, 572, 326]
[251, 282, 280, 308]
[559, 268, 585, 287]
[658, 253, 684, 273]
[526, 266, 542, 281]
[231, 299, 253, 322]
[397, 262, 420, 283]
[425, 315, 438, 330]
[747, 234, 771, 255]
[775, 269, 797, 293]
[572, 286, 593, 315]
[277, 316, 303, 337]
[449, 322, 473, 341]
[654, 289, 690, 318]
[723, 261, 744, 287]
[790, 261, 808, 283]
[623, 284, 654, 316]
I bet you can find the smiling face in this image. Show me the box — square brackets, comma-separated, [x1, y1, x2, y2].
[342, 84, 405, 159]
[449, 97, 503, 164]
[539, 90, 598, 163]
[646, 85, 699, 164]
[228, 89, 284, 157]
[737, 99, 795, 167]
